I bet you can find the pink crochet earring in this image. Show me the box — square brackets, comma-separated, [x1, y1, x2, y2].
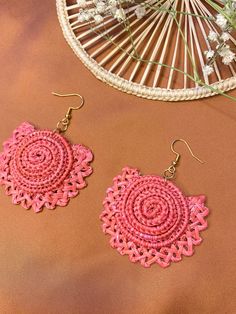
[100, 139, 209, 268]
[0, 92, 93, 212]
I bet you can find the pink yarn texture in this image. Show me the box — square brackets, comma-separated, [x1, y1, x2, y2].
[100, 167, 209, 268]
[0, 122, 93, 212]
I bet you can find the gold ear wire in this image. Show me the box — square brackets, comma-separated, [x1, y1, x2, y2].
[171, 139, 204, 164]
[52, 92, 84, 110]
[164, 139, 204, 180]
[52, 92, 84, 133]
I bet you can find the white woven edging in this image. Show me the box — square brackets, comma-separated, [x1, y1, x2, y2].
[56, 0, 236, 101]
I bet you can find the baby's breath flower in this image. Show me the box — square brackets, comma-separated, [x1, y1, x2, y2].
[77, 0, 87, 8]
[208, 30, 218, 42]
[94, 14, 104, 24]
[216, 14, 228, 30]
[204, 50, 215, 59]
[135, 5, 146, 19]
[203, 65, 214, 75]
[220, 32, 230, 41]
[114, 8, 126, 21]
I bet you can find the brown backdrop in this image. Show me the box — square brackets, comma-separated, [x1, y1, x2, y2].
[0, 1, 235, 314]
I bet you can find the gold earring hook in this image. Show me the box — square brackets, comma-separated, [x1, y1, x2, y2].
[171, 139, 204, 164]
[164, 139, 204, 180]
[52, 92, 84, 110]
[52, 92, 84, 133]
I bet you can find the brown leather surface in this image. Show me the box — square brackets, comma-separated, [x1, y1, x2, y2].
[0, 1, 236, 313]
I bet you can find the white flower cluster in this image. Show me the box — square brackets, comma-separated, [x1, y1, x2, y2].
[76, 0, 146, 24]
[203, 0, 236, 75]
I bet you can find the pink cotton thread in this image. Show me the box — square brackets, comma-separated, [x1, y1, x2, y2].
[100, 167, 209, 268]
[0, 122, 93, 212]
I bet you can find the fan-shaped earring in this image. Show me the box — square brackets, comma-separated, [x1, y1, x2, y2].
[0, 92, 93, 212]
[100, 139, 209, 268]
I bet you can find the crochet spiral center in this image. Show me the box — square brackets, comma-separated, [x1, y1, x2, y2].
[11, 130, 73, 193]
[118, 176, 189, 248]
